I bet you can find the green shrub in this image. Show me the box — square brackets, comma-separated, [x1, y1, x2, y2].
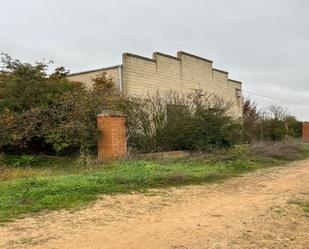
[243, 99, 302, 143]
[0, 55, 123, 155]
[0, 55, 78, 152]
[7, 155, 38, 167]
[124, 90, 242, 153]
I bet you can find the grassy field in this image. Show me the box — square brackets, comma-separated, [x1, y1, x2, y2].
[1, 141, 309, 223]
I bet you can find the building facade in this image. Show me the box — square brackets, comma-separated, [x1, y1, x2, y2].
[67, 51, 243, 118]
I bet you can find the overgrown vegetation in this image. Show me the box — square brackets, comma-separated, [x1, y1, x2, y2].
[1, 55, 307, 222]
[0, 55, 243, 155]
[125, 91, 242, 153]
[1, 55, 308, 225]
[1, 55, 304, 156]
[0, 55, 122, 155]
[243, 99, 302, 143]
[0, 142, 308, 222]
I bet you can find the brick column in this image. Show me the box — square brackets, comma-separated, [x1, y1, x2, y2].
[302, 122, 309, 142]
[97, 111, 127, 161]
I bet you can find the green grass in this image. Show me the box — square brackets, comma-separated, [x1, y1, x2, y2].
[0, 155, 98, 181]
[0, 142, 309, 222]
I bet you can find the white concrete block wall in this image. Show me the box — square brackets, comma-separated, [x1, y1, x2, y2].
[122, 51, 243, 118]
[66, 51, 243, 118]
[66, 66, 120, 90]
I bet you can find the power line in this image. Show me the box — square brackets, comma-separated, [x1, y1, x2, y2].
[242, 89, 309, 108]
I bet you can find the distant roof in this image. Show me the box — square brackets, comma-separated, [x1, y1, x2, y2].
[177, 51, 213, 63]
[67, 65, 121, 77]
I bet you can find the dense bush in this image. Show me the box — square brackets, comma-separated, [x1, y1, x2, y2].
[44, 78, 123, 154]
[243, 99, 302, 143]
[124, 90, 242, 153]
[0, 55, 122, 155]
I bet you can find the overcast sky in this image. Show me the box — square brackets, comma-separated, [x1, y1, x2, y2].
[1, 0, 309, 120]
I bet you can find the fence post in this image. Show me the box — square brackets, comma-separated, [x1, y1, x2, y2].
[97, 110, 127, 161]
[302, 122, 309, 142]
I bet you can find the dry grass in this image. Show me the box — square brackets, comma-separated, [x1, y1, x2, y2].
[249, 140, 307, 161]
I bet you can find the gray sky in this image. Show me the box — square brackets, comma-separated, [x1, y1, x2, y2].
[1, 0, 309, 120]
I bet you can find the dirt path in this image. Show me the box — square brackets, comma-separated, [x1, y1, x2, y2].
[1, 161, 309, 249]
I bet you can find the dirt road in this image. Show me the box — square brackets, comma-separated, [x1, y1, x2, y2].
[1, 160, 308, 249]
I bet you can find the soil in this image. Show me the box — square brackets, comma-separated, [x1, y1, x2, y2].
[0, 160, 308, 249]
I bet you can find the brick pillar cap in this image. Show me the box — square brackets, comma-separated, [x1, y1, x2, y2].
[97, 110, 126, 117]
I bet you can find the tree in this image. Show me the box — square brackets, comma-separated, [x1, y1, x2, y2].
[242, 99, 261, 142]
[49, 66, 70, 80]
[263, 105, 288, 121]
[0, 54, 130, 155]
[242, 99, 301, 142]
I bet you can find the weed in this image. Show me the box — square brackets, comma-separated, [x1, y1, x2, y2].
[249, 140, 308, 161]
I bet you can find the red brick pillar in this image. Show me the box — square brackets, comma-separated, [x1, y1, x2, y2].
[97, 111, 127, 161]
[303, 122, 309, 142]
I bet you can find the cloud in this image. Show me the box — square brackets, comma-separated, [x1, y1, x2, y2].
[1, 0, 308, 120]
